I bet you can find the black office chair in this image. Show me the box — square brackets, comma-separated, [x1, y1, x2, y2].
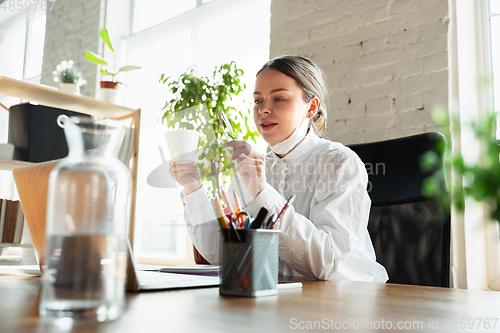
[348, 132, 450, 287]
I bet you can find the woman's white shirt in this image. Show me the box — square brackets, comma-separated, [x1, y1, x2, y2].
[180, 131, 389, 282]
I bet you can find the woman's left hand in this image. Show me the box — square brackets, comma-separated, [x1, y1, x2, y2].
[225, 140, 266, 199]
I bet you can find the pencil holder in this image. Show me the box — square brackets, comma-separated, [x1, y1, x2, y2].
[219, 229, 280, 297]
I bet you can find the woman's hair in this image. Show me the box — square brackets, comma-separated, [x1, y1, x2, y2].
[257, 55, 328, 135]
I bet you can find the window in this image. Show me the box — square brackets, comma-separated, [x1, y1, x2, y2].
[0, 9, 46, 140]
[0, 17, 26, 81]
[0, 9, 46, 200]
[132, 0, 213, 34]
[490, 1, 500, 138]
[487, 0, 500, 289]
[23, 13, 46, 80]
[0, 10, 46, 83]
[0, 9, 45, 262]
[451, 0, 500, 290]
[122, 0, 270, 264]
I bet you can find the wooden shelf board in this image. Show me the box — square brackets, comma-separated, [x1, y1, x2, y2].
[0, 76, 137, 119]
[0, 244, 32, 248]
[0, 159, 33, 171]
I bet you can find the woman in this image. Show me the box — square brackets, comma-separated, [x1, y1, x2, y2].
[169, 56, 388, 282]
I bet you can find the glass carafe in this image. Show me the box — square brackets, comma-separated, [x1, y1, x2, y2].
[39, 117, 131, 322]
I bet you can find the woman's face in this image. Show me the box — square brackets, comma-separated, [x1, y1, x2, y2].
[253, 68, 314, 147]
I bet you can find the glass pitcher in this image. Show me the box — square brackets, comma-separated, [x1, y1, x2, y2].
[39, 117, 131, 322]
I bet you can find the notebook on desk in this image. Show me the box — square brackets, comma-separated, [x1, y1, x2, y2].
[125, 240, 220, 292]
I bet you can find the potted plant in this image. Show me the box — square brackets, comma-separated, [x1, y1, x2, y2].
[53, 60, 86, 94]
[160, 61, 259, 196]
[85, 28, 141, 102]
[423, 106, 500, 222]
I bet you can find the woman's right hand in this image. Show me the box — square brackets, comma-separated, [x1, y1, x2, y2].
[168, 161, 202, 195]
[225, 140, 266, 199]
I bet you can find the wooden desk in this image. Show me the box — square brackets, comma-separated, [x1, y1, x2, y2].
[1, 275, 500, 333]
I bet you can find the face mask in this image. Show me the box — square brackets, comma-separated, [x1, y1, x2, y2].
[270, 112, 310, 155]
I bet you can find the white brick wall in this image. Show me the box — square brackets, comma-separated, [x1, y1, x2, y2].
[40, 0, 105, 98]
[270, 0, 449, 144]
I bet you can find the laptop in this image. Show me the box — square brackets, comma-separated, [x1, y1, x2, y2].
[125, 240, 220, 292]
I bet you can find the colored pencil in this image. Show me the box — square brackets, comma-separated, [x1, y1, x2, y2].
[214, 196, 228, 229]
[270, 194, 296, 230]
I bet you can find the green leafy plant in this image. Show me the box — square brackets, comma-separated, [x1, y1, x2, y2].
[423, 106, 500, 222]
[85, 28, 141, 84]
[53, 60, 87, 86]
[160, 61, 259, 196]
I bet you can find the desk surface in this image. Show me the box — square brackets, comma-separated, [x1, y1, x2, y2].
[1, 275, 500, 333]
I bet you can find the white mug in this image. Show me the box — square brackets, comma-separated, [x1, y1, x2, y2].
[165, 129, 200, 164]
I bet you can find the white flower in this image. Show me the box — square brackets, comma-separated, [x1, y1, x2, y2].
[53, 60, 86, 86]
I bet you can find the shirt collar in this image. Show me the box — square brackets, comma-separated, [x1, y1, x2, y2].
[268, 129, 321, 167]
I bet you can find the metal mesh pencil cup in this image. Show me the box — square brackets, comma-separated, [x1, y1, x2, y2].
[219, 229, 280, 297]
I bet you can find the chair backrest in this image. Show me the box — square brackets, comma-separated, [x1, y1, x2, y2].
[348, 132, 450, 287]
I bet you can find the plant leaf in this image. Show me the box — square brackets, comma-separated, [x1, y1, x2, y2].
[100, 68, 117, 76]
[118, 65, 142, 72]
[99, 28, 114, 52]
[85, 52, 107, 65]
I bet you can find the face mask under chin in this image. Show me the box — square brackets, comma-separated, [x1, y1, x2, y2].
[270, 117, 310, 155]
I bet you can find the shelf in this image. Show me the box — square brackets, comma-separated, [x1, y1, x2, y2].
[0, 243, 33, 248]
[0, 76, 137, 120]
[0, 159, 33, 172]
[0, 75, 141, 249]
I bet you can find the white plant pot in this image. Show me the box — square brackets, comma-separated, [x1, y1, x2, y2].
[0, 143, 14, 160]
[60, 83, 80, 94]
[98, 87, 118, 104]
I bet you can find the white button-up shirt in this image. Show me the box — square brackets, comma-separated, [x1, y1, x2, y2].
[181, 131, 388, 282]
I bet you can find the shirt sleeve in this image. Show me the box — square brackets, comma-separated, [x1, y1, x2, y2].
[180, 186, 221, 264]
[244, 149, 372, 281]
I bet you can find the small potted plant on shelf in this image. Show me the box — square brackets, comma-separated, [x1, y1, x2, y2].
[85, 28, 141, 103]
[53, 60, 86, 94]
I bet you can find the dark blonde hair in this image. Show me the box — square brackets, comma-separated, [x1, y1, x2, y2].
[257, 55, 328, 134]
